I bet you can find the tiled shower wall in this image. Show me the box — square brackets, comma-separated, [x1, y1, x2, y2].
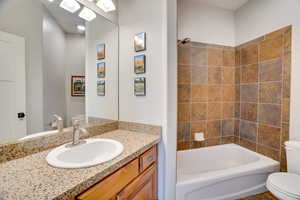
[177, 42, 239, 149]
[177, 26, 291, 170]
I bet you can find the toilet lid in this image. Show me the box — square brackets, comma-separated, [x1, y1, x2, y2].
[268, 173, 300, 198]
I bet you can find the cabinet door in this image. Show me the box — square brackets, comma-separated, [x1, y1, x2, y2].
[117, 164, 157, 200]
[77, 159, 139, 200]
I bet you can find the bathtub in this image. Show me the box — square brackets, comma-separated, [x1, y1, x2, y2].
[176, 144, 279, 200]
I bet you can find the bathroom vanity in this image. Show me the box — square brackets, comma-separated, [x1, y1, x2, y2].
[76, 145, 157, 200]
[0, 127, 160, 200]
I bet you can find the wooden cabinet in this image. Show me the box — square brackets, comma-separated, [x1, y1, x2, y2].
[117, 164, 157, 200]
[77, 159, 139, 200]
[76, 145, 157, 200]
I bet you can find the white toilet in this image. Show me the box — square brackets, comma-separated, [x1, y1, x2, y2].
[267, 141, 300, 200]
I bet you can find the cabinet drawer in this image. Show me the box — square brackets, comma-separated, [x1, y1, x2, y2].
[77, 159, 139, 200]
[139, 146, 157, 172]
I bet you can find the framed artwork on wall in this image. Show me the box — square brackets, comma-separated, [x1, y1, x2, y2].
[134, 55, 146, 74]
[97, 80, 105, 96]
[96, 44, 105, 60]
[71, 76, 85, 97]
[97, 62, 106, 78]
[134, 77, 146, 96]
[134, 32, 146, 52]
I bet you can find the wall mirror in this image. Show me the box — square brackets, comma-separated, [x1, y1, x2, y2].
[0, 0, 119, 143]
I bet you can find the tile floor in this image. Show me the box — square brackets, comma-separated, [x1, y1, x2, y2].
[238, 192, 278, 200]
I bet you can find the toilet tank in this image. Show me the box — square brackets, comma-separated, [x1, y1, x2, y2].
[285, 141, 300, 175]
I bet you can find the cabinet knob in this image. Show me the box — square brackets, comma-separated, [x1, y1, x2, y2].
[147, 155, 154, 162]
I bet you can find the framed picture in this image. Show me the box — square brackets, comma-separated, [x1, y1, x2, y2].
[134, 55, 146, 74]
[97, 62, 106, 78]
[71, 76, 85, 97]
[97, 80, 105, 96]
[134, 77, 146, 96]
[134, 32, 146, 52]
[97, 44, 105, 60]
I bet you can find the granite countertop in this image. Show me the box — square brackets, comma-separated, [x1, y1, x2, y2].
[0, 130, 160, 200]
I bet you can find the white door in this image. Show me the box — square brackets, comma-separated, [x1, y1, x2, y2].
[0, 31, 26, 141]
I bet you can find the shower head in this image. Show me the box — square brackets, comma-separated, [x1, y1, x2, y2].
[178, 38, 191, 46]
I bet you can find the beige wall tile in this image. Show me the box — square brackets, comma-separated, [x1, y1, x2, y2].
[191, 84, 208, 102]
[178, 103, 190, 122]
[223, 103, 235, 118]
[241, 44, 258, 65]
[223, 67, 236, 84]
[283, 27, 292, 54]
[235, 67, 240, 84]
[223, 50, 235, 66]
[177, 122, 191, 142]
[235, 103, 240, 118]
[234, 120, 240, 136]
[191, 47, 207, 65]
[260, 35, 283, 61]
[207, 103, 222, 120]
[258, 125, 281, 149]
[240, 120, 257, 142]
[239, 138, 257, 152]
[191, 103, 207, 121]
[282, 98, 290, 123]
[208, 48, 223, 66]
[259, 59, 282, 82]
[221, 136, 236, 144]
[241, 103, 258, 122]
[205, 138, 221, 146]
[241, 64, 258, 83]
[257, 145, 280, 161]
[222, 119, 235, 136]
[191, 66, 208, 84]
[240, 84, 258, 103]
[208, 67, 222, 84]
[177, 141, 191, 151]
[207, 120, 221, 138]
[259, 82, 282, 104]
[178, 84, 191, 103]
[222, 85, 236, 102]
[178, 65, 191, 84]
[235, 50, 241, 66]
[258, 104, 281, 126]
[282, 123, 290, 145]
[178, 47, 191, 64]
[207, 85, 222, 102]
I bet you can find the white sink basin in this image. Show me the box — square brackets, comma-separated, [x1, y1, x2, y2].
[46, 139, 124, 169]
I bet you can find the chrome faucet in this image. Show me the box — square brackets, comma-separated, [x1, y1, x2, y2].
[51, 115, 64, 132]
[70, 120, 88, 146]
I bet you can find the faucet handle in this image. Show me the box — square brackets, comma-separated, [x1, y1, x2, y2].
[72, 119, 81, 128]
[53, 114, 63, 121]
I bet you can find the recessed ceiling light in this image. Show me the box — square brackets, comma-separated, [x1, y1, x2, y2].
[59, 0, 81, 13]
[96, 0, 116, 12]
[79, 7, 96, 21]
[48, 0, 55, 2]
[77, 25, 86, 31]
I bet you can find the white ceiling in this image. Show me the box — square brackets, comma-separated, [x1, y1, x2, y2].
[41, 0, 85, 34]
[196, 0, 249, 11]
